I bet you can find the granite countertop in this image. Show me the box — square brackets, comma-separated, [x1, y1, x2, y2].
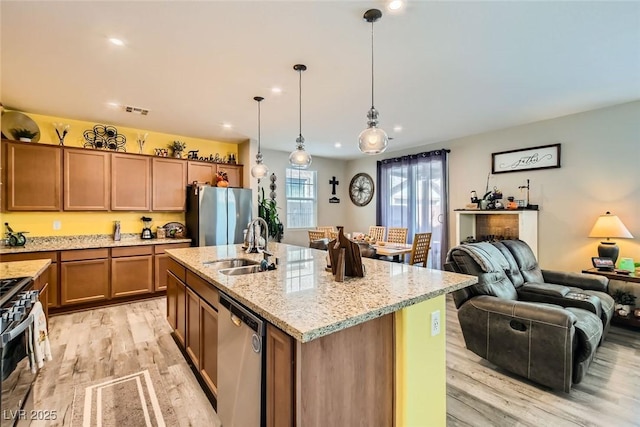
[166, 243, 477, 343]
[0, 234, 191, 254]
[1, 259, 51, 280]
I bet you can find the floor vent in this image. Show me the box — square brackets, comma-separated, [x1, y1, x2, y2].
[124, 105, 150, 116]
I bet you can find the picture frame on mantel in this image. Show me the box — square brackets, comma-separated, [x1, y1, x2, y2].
[492, 143, 561, 174]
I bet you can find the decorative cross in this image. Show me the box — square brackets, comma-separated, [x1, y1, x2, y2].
[329, 176, 339, 195]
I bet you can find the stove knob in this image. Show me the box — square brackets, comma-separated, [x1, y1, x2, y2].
[12, 305, 25, 321]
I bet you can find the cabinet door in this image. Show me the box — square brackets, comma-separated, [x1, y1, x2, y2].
[64, 148, 110, 210]
[266, 323, 295, 427]
[111, 255, 153, 298]
[152, 158, 187, 211]
[187, 161, 216, 186]
[111, 153, 151, 210]
[175, 278, 187, 348]
[48, 263, 59, 308]
[200, 300, 218, 397]
[186, 288, 200, 369]
[60, 259, 109, 305]
[216, 164, 243, 188]
[154, 243, 191, 291]
[3, 141, 62, 211]
[166, 271, 179, 330]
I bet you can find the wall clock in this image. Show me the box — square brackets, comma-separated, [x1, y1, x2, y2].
[349, 173, 374, 207]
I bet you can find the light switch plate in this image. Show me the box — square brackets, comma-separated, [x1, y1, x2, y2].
[53, 220, 61, 230]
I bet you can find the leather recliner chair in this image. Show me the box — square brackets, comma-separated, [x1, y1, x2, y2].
[445, 239, 614, 392]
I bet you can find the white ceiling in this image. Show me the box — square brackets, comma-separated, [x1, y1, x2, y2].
[2, 1, 639, 160]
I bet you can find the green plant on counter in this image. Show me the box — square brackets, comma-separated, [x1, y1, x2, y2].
[258, 186, 283, 242]
[11, 128, 38, 139]
[612, 290, 637, 306]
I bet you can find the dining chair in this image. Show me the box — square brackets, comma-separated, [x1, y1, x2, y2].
[308, 230, 326, 242]
[328, 230, 339, 240]
[408, 232, 432, 267]
[317, 226, 336, 238]
[368, 226, 386, 243]
[387, 227, 408, 244]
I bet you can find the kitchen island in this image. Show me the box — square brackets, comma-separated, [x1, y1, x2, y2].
[166, 243, 477, 427]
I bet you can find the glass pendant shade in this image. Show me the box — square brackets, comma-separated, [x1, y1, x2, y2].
[358, 126, 389, 154]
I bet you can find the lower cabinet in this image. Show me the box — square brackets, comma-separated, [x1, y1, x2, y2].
[186, 288, 201, 368]
[154, 243, 191, 291]
[199, 300, 218, 397]
[111, 246, 153, 298]
[60, 249, 109, 306]
[266, 323, 295, 427]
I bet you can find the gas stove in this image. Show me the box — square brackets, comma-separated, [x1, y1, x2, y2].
[0, 277, 32, 310]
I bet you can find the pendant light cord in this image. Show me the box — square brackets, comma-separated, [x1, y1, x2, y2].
[298, 68, 303, 138]
[370, 20, 375, 110]
[257, 100, 261, 153]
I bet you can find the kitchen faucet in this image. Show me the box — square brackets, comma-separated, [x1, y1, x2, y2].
[246, 217, 272, 266]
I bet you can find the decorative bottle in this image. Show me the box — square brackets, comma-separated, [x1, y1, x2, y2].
[114, 221, 121, 241]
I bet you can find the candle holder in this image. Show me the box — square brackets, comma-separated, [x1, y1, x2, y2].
[53, 122, 70, 146]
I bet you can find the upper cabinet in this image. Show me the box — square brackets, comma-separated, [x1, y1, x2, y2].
[187, 161, 216, 186]
[152, 158, 187, 211]
[111, 153, 151, 211]
[64, 148, 110, 210]
[216, 164, 243, 188]
[2, 140, 62, 211]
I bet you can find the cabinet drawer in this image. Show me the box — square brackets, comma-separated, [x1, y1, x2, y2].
[167, 257, 186, 282]
[0, 251, 57, 262]
[155, 243, 191, 254]
[61, 248, 109, 261]
[186, 270, 218, 310]
[112, 246, 153, 257]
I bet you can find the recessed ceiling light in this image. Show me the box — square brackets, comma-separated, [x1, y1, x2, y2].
[106, 102, 120, 109]
[109, 38, 125, 46]
[334, 142, 342, 148]
[393, 125, 403, 132]
[271, 87, 282, 94]
[388, 1, 404, 11]
[222, 123, 232, 129]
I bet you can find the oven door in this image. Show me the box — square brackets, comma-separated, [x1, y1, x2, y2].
[1, 314, 36, 427]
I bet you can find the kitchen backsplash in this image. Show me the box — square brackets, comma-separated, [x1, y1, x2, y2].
[1, 212, 184, 237]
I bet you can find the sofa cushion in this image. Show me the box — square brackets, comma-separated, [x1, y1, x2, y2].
[564, 307, 603, 383]
[492, 241, 526, 287]
[500, 239, 545, 284]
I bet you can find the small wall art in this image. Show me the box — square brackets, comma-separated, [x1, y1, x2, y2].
[492, 143, 561, 174]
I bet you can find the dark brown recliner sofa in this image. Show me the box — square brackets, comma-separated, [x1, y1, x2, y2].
[445, 239, 614, 392]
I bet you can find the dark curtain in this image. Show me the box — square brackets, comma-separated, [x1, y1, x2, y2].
[376, 149, 450, 269]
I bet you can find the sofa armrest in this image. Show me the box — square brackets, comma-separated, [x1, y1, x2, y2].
[520, 283, 571, 298]
[542, 270, 608, 292]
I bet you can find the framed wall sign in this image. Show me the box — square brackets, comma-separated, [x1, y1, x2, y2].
[492, 143, 561, 174]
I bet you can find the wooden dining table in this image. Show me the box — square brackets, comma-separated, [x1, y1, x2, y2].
[370, 242, 413, 257]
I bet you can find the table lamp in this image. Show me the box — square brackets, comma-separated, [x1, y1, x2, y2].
[588, 211, 633, 264]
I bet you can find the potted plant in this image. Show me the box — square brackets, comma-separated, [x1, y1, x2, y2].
[258, 187, 284, 242]
[12, 128, 39, 142]
[612, 290, 636, 317]
[169, 140, 186, 158]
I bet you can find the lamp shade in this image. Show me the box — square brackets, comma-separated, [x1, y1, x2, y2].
[588, 212, 633, 239]
[251, 163, 269, 179]
[358, 126, 389, 154]
[288, 146, 312, 169]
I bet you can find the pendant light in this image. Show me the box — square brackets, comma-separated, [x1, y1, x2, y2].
[358, 8, 389, 155]
[250, 96, 269, 181]
[288, 64, 312, 169]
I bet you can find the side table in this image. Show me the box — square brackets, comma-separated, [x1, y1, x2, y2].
[582, 268, 640, 328]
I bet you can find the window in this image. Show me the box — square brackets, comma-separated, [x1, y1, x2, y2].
[286, 168, 317, 229]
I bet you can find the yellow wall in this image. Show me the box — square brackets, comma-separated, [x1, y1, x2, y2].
[0, 212, 184, 236]
[1, 110, 238, 236]
[395, 295, 447, 427]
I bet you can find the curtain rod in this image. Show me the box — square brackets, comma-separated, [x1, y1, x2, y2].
[378, 148, 450, 164]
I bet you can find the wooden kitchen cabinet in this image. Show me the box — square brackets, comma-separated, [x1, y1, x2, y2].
[1, 251, 59, 308]
[111, 153, 151, 210]
[187, 161, 216, 186]
[152, 157, 187, 211]
[167, 258, 187, 347]
[216, 164, 243, 188]
[186, 288, 201, 369]
[199, 300, 218, 397]
[64, 148, 110, 210]
[2, 140, 62, 211]
[111, 246, 153, 298]
[60, 249, 109, 306]
[154, 243, 191, 291]
[266, 323, 295, 427]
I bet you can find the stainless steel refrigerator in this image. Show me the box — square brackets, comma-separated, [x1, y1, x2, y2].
[186, 184, 253, 246]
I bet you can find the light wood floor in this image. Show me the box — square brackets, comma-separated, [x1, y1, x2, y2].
[31, 297, 639, 427]
[446, 295, 640, 427]
[30, 298, 220, 427]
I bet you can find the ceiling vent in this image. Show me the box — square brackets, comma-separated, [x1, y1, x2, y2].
[123, 105, 150, 116]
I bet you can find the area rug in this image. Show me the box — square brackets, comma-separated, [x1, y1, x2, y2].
[71, 366, 178, 427]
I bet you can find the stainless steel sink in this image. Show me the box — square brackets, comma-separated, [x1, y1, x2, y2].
[204, 258, 260, 269]
[219, 265, 264, 276]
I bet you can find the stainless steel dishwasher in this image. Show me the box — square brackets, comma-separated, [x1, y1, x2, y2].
[217, 292, 265, 427]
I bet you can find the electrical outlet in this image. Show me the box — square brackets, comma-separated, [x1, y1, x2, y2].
[431, 310, 441, 336]
[53, 220, 61, 230]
